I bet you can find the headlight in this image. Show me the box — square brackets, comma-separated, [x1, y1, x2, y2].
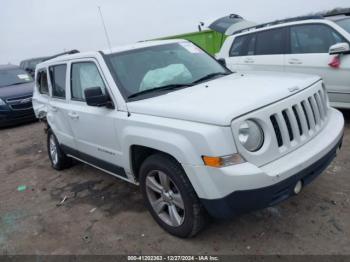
[238, 120, 264, 152]
[0, 98, 6, 106]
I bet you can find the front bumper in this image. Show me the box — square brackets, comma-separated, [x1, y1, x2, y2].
[182, 108, 344, 218]
[200, 136, 342, 218]
[0, 108, 36, 127]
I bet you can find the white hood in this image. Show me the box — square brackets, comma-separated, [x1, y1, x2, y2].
[127, 71, 321, 126]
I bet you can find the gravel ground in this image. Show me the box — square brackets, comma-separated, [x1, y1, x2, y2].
[0, 110, 349, 255]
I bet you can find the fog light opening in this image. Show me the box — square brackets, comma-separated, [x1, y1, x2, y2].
[294, 180, 303, 195]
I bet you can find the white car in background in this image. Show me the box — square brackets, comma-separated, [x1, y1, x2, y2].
[217, 13, 350, 109]
[33, 40, 344, 237]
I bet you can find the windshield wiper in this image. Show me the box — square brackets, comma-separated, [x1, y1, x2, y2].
[127, 72, 231, 100]
[128, 83, 190, 100]
[190, 72, 231, 85]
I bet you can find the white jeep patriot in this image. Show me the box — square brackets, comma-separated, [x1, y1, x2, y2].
[32, 40, 344, 238]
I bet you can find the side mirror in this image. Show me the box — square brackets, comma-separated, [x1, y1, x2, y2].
[329, 42, 350, 55]
[84, 87, 114, 108]
[217, 58, 227, 67]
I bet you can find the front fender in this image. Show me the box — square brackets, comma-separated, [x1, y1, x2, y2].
[118, 115, 237, 192]
[122, 126, 197, 166]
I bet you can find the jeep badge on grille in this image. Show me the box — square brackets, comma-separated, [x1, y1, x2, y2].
[288, 86, 300, 93]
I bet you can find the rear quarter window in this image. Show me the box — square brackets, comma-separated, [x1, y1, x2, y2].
[36, 69, 49, 95]
[229, 35, 250, 57]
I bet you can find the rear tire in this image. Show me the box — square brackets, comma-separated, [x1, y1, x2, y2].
[140, 153, 208, 238]
[47, 129, 72, 170]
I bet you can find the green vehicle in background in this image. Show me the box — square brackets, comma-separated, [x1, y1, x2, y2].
[158, 14, 256, 55]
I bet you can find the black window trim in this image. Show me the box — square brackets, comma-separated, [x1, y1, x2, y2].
[49, 63, 68, 100]
[69, 61, 107, 103]
[36, 67, 49, 96]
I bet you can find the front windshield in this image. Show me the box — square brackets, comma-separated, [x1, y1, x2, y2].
[0, 68, 33, 87]
[106, 42, 228, 99]
[336, 18, 350, 34]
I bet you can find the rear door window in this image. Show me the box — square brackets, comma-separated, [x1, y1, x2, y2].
[290, 24, 346, 54]
[49, 64, 67, 99]
[255, 28, 286, 55]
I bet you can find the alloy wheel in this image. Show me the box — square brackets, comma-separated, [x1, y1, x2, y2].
[145, 170, 185, 227]
[49, 135, 58, 165]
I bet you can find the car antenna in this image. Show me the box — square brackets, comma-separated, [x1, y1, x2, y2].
[98, 6, 113, 53]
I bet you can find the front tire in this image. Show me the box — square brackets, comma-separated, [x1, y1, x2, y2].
[140, 153, 207, 238]
[47, 129, 72, 170]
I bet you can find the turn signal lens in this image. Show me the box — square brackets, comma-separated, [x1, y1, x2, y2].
[202, 154, 245, 168]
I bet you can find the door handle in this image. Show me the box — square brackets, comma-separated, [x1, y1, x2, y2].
[244, 58, 255, 63]
[288, 59, 302, 65]
[68, 112, 79, 120]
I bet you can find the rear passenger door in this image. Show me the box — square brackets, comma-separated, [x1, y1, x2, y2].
[47, 64, 76, 148]
[284, 23, 350, 104]
[241, 28, 287, 72]
[66, 59, 125, 177]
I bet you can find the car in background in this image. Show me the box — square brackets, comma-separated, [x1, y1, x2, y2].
[0, 65, 36, 127]
[217, 13, 350, 109]
[20, 56, 49, 77]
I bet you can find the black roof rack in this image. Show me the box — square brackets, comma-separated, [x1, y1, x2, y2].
[43, 49, 80, 62]
[232, 15, 324, 35]
[323, 11, 350, 17]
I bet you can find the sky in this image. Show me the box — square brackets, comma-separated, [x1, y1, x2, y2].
[0, 0, 349, 64]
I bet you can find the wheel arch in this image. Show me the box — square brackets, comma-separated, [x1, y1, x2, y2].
[130, 144, 185, 182]
[122, 127, 202, 180]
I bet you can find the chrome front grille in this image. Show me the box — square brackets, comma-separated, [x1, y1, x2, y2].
[269, 88, 328, 149]
[231, 81, 330, 167]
